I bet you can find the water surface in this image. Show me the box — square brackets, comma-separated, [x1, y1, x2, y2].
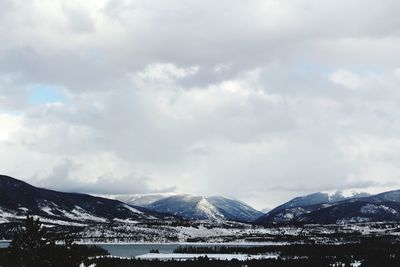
[96, 242, 280, 257]
[0, 242, 10, 248]
[0, 241, 281, 258]
[97, 244, 180, 258]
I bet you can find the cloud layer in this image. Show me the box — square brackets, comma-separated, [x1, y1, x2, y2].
[2, 0, 400, 208]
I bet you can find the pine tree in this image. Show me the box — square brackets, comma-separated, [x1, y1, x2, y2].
[8, 216, 55, 266]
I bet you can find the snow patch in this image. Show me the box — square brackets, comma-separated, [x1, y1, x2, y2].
[41, 206, 56, 216]
[122, 204, 143, 214]
[0, 208, 25, 222]
[18, 207, 29, 212]
[196, 198, 224, 221]
[60, 206, 108, 223]
[113, 218, 139, 224]
[361, 204, 397, 215]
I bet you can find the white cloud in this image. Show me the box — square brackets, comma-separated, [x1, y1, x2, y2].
[0, 113, 22, 141]
[329, 69, 383, 90]
[136, 63, 199, 83]
[329, 69, 363, 90]
[2, 0, 400, 208]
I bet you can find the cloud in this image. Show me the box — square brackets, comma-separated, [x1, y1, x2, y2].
[329, 69, 384, 90]
[137, 63, 199, 83]
[33, 159, 172, 195]
[0, 113, 22, 141]
[0, 73, 30, 110]
[2, 1, 400, 209]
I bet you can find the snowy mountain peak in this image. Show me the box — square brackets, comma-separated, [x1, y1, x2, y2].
[195, 197, 224, 220]
[114, 193, 176, 207]
[324, 190, 370, 201]
[255, 189, 382, 225]
[122, 193, 262, 222]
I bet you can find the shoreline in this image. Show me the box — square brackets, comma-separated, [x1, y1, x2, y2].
[1, 240, 291, 246]
[75, 241, 289, 245]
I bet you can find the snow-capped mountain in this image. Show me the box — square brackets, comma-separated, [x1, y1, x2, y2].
[254, 190, 400, 225]
[140, 194, 224, 221]
[206, 196, 264, 222]
[7, 173, 400, 227]
[273, 191, 370, 213]
[122, 194, 263, 222]
[255, 191, 369, 224]
[0, 175, 172, 226]
[116, 193, 174, 207]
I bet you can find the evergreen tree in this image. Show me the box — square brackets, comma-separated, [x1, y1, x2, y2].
[0, 216, 108, 267]
[8, 216, 56, 266]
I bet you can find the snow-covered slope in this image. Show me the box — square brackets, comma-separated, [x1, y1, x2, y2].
[128, 194, 262, 222]
[145, 194, 225, 221]
[271, 191, 370, 213]
[254, 190, 400, 225]
[0, 175, 172, 226]
[116, 193, 174, 207]
[206, 196, 263, 222]
[255, 191, 370, 224]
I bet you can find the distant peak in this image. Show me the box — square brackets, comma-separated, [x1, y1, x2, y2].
[323, 190, 370, 200]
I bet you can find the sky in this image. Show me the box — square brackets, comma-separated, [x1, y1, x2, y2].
[1, 0, 400, 209]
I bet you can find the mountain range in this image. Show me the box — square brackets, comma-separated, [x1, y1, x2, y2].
[116, 194, 263, 222]
[4, 174, 400, 226]
[0, 175, 172, 225]
[0, 175, 262, 225]
[255, 190, 400, 225]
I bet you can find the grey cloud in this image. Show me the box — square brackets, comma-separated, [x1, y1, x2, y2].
[2, 0, 400, 95]
[62, 5, 96, 34]
[33, 159, 173, 195]
[0, 73, 30, 110]
[3, 1, 400, 209]
[267, 180, 381, 193]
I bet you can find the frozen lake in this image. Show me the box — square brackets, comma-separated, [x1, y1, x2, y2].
[0, 241, 282, 258]
[97, 243, 180, 257]
[95, 242, 281, 257]
[0, 241, 179, 256]
[0, 241, 9, 248]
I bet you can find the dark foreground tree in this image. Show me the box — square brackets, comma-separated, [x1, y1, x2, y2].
[2, 216, 108, 267]
[7, 216, 55, 266]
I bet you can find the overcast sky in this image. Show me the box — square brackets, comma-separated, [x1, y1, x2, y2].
[2, 0, 400, 209]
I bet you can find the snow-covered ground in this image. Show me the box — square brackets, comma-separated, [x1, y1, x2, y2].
[60, 206, 108, 223]
[3, 205, 400, 244]
[65, 220, 400, 243]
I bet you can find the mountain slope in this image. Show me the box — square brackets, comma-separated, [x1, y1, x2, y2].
[255, 191, 371, 225]
[255, 190, 400, 225]
[298, 200, 400, 224]
[207, 196, 263, 222]
[127, 194, 263, 222]
[116, 193, 173, 207]
[146, 195, 224, 221]
[0, 175, 170, 225]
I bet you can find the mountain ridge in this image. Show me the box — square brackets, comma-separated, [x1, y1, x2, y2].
[5, 174, 400, 226]
[0, 175, 173, 225]
[119, 193, 263, 222]
[255, 189, 400, 225]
